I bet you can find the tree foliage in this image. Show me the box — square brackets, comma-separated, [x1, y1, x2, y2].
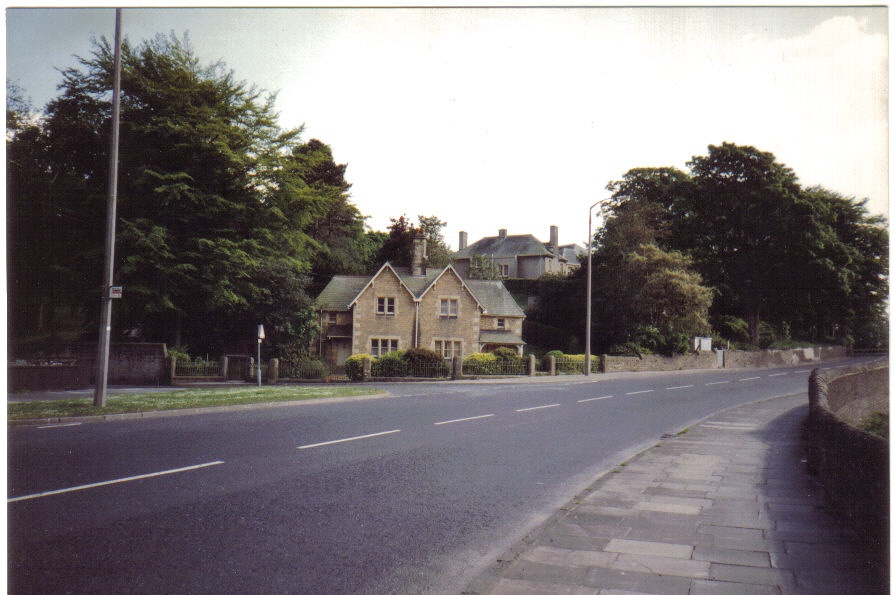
[7, 33, 370, 354]
[374, 214, 452, 269]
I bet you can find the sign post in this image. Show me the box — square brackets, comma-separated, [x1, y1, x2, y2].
[257, 324, 265, 387]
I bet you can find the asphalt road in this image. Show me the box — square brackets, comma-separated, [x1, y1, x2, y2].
[7, 360, 865, 593]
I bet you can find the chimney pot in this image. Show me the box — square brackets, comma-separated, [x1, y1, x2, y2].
[459, 231, 468, 251]
[498, 228, 507, 239]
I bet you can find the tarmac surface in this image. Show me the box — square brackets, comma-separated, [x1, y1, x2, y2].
[465, 393, 887, 594]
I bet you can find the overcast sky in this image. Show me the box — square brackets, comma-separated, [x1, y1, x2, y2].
[6, 6, 888, 250]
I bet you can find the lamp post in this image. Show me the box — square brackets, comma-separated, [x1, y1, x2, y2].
[584, 199, 609, 376]
[257, 324, 265, 387]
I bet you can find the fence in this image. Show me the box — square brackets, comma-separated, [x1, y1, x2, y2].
[174, 360, 221, 377]
[369, 360, 451, 379]
[462, 358, 528, 376]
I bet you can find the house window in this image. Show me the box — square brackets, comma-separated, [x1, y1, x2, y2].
[499, 264, 510, 278]
[377, 297, 395, 316]
[497, 318, 506, 330]
[435, 340, 462, 360]
[371, 338, 399, 356]
[440, 298, 459, 318]
[327, 312, 337, 325]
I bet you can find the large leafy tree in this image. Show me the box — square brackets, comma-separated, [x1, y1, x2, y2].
[8, 33, 368, 354]
[374, 214, 452, 269]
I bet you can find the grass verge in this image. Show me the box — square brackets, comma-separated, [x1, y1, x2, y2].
[8, 386, 384, 420]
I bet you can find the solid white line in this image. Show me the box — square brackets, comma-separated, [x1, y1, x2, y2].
[297, 429, 400, 450]
[626, 389, 655, 395]
[8, 461, 224, 503]
[665, 385, 694, 391]
[768, 373, 788, 377]
[578, 396, 613, 403]
[739, 377, 762, 381]
[434, 414, 494, 426]
[705, 381, 729, 386]
[37, 422, 83, 429]
[516, 404, 561, 412]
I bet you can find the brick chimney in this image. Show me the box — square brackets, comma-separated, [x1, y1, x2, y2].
[498, 228, 507, 239]
[549, 225, 559, 253]
[411, 229, 427, 276]
[458, 231, 468, 251]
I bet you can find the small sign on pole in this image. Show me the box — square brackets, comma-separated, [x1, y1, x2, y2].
[109, 286, 123, 299]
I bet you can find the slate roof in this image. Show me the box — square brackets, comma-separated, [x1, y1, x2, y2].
[453, 234, 555, 260]
[316, 265, 523, 317]
[479, 330, 526, 345]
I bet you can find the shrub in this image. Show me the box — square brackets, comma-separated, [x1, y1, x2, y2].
[403, 348, 448, 377]
[167, 346, 192, 363]
[463, 352, 501, 375]
[372, 350, 407, 377]
[545, 350, 565, 358]
[344, 354, 372, 382]
[284, 357, 327, 379]
[492, 347, 521, 362]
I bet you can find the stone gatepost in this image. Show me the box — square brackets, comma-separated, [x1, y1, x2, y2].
[362, 357, 372, 381]
[546, 355, 556, 376]
[452, 356, 464, 380]
[267, 358, 279, 385]
[219, 356, 229, 380]
[167, 356, 177, 385]
[528, 354, 537, 376]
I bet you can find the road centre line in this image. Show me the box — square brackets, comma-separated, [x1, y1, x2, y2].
[705, 381, 729, 386]
[38, 422, 83, 429]
[768, 372, 789, 377]
[298, 429, 401, 450]
[578, 396, 613, 403]
[665, 385, 694, 391]
[8, 461, 224, 503]
[739, 376, 762, 381]
[794, 370, 810, 374]
[434, 414, 494, 426]
[625, 389, 655, 395]
[516, 404, 561, 413]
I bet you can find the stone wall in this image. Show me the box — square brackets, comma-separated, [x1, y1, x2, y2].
[722, 345, 846, 368]
[9, 343, 168, 391]
[601, 352, 718, 373]
[806, 363, 889, 582]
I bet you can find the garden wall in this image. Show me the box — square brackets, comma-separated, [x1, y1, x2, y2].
[722, 345, 846, 368]
[601, 351, 718, 373]
[9, 343, 168, 392]
[806, 362, 889, 582]
[599, 346, 845, 373]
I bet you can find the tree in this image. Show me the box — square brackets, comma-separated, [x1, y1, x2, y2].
[7, 33, 368, 355]
[374, 214, 452, 269]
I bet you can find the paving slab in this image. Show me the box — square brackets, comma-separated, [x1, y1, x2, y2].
[466, 394, 886, 594]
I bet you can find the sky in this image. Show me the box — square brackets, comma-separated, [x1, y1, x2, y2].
[5, 5, 889, 251]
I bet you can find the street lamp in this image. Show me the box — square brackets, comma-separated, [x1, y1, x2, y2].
[257, 324, 265, 387]
[585, 199, 609, 376]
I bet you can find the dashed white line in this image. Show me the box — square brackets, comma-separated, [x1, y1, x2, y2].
[38, 422, 83, 429]
[298, 429, 401, 450]
[705, 381, 729, 386]
[794, 370, 810, 374]
[8, 461, 225, 503]
[626, 389, 655, 396]
[516, 404, 561, 412]
[434, 414, 494, 426]
[578, 396, 613, 403]
[739, 376, 762, 382]
[768, 372, 788, 377]
[665, 385, 694, 391]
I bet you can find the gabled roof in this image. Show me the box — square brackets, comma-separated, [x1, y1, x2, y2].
[316, 264, 522, 317]
[454, 233, 555, 260]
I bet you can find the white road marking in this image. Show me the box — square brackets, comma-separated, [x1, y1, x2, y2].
[665, 385, 694, 391]
[298, 429, 401, 450]
[578, 396, 613, 403]
[794, 370, 810, 374]
[768, 372, 788, 377]
[434, 414, 494, 426]
[516, 404, 561, 412]
[8, 461, 225, 503]
[626, 390, 654, 395]
[37, 422, 83, 429]
[705, 381, 729, 386]
[739, 376, 762, 381]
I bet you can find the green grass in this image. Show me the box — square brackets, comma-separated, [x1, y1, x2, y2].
[859, 412, 888, 439]
[8, 385, 383, 420]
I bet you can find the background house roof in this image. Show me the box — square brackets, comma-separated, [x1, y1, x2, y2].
[315, 276, 371, 311]
[454, 233, 556, 260]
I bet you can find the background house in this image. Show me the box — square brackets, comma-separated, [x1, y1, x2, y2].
[452, 225, 577, 279]
[315, 235, 525, 368]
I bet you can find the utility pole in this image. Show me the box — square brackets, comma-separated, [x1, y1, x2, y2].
[94, 8, 123, 407]
[584, 199, 608, 376]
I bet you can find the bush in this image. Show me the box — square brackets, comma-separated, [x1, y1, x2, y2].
[545, 349, 565, 358]
[403, 348, 448, 377]
[463, 352, 501, 375]
[167, 346, 192, 363]
[492, 347, 521, 362]
[372, 350, 407, 377]
[344, 354, 372, 382]
[283, 357, 327, 379]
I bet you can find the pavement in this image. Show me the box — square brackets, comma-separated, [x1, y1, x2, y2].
[465, 393, 887, 594]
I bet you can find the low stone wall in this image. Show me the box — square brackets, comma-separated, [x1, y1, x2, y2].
[600, 352, 718, 373]
[9, 343, 168, 391]
[599, 346, 846, 374]
[723, 345, 846, 368]
[806, 363, 889, 582]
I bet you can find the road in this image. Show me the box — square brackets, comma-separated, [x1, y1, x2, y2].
[7, 360, 864, 593]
